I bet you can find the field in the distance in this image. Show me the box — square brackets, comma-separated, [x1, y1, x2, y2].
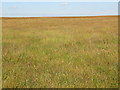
[2, 16, 118, 88]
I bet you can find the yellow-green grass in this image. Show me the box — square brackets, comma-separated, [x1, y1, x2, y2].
[2, 16, 118, 88]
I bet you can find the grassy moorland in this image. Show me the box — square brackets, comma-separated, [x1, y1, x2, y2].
[2, 16, 118, 88]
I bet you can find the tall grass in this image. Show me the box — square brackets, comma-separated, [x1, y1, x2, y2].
[2, 17, 118, 88]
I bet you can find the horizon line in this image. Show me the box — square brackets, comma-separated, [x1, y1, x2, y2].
[1, 15, 119, 19]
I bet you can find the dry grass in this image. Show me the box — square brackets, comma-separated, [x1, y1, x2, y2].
[2, 16, 118, 88]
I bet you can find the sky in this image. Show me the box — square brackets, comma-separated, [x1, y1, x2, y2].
[1, 0, 120, 2]
[1, 2, 118, 17]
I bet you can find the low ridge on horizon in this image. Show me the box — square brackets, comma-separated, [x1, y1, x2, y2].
[1, 15, 119, 19]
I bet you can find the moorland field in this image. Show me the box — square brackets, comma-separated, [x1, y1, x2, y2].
[2, 16, 118, 88]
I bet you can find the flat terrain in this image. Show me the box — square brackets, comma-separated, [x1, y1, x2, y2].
[2, 16, 118, 88]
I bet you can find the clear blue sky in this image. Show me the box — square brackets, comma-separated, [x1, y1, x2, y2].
[2, 2, 118, 17]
